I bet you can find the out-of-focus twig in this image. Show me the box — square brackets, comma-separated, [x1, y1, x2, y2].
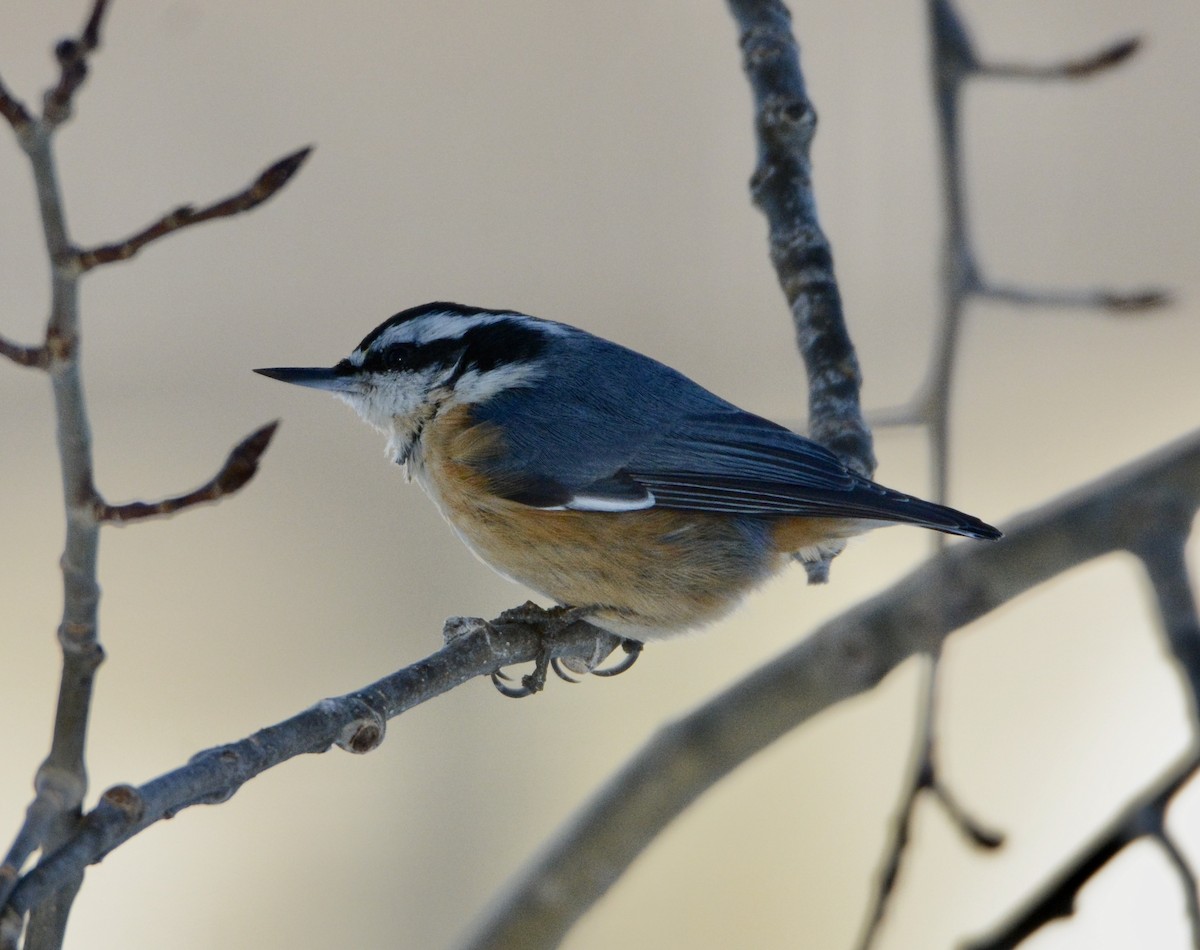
[979, 36, 1142, 80]
[42, 0, 109, 126]
[0, 335, 48, 369]
[965, 749, 1200, 950]
[857, 653, 1001, 949]
[886, 1, 1167, 508]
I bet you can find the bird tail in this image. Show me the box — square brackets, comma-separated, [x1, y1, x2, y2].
[864, 487, 1002, 540]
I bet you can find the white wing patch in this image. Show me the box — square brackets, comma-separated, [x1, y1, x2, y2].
[559, 489, 657, 513]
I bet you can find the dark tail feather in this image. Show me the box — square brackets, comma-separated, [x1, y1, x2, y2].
[870, 489, 1002, 540]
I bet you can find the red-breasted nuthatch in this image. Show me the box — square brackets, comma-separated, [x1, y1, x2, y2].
[256, 303, 1000, 643]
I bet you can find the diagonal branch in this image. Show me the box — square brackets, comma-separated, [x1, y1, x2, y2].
[94, 422, 279, 524]
[0, 76, 31, 134]
[0, 335, 48, 370]
[2, 619, 624, 923]
[460, 429, 1200, 950]
[964, 750, 1200, 950]
[75, 147, 313, 271]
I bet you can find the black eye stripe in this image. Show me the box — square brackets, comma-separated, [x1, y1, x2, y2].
[361, 320, 548, 377]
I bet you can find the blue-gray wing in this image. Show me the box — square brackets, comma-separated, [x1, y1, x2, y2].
[466, 332, 999, 539]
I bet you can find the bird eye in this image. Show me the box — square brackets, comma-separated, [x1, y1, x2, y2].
[383, 346, 408, 371]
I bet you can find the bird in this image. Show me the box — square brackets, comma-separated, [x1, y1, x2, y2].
[256, 302, 1000, 673]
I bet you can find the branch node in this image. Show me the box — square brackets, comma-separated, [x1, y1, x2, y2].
[335, 707, 387, 755]
[98, 785, 145, 825]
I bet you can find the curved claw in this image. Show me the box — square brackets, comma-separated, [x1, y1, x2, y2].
[550, 657, 582, 684]
[491, 670, 534, 698]
[591, 639, 643, 677]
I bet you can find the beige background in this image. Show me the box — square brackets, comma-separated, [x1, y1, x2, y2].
[1, 1, 1198, 947]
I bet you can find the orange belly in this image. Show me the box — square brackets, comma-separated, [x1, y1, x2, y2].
[411, 405, 858, 638]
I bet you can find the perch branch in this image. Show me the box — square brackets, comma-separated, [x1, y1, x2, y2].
[94, 422, 279, 524]
[459, 428, 1200, 950]
[75, 147, 313, 271]
[2, 620, 624, 921]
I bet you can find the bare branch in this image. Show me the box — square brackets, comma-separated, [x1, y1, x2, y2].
[979, 36, 1143, 81]
[1159, 831, 1200, 949]
[3, 619, 624, 920]
[858, 656, 1001, 949]
[95, 421, 279, 524]
[726, 0, 873, 589]
[0, 76, 32, 134]
[42, 0, 111, 126]
[0, 334, 48, 369]
[965, 752, 1200, 950]
[75, 147, 313, 271]
[462, 429, 1200, 950]
[727, 0, 874, 482]
[979, 283, 1171, 314]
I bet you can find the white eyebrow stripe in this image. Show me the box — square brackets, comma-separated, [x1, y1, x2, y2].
[360, 311, 570, 357]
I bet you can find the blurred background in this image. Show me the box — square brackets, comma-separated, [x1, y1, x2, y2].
[1, 1, 1198, 947]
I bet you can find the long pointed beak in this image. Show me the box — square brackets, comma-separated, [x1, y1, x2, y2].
[253, 366, 356, 393]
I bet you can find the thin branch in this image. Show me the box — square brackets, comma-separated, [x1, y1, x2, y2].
[0, 334, 49, 370]
[0, 76, 31, 134]
[1159, 831, 1200, 950]
[965, 751, 1200, 950]
[42, 0, 111, 127]
[94, 422, 279, 524]
[3, 619, 624, 920]
[858, 654, 1001, 949]
[75, 147, 313, 271]
[1134, 519, 1200, 711]
[979, 283, 1170, 314]
[979, 36, 1142, 81]
[877, 2, 1160, 520]
[461, 429, 1200, 950]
